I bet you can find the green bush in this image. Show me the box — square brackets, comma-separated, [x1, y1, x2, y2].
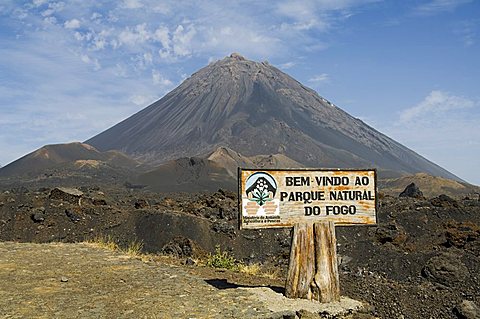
[206, 245, 237, 270]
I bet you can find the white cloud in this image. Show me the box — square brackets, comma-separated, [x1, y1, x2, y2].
[156, 24, 199, 60]
[413, 0, 472, 16]
[90, 12, 102, 21]
[41, 1, 64, 16]
[277, 2, 328, 32]
[3, 0, 372, 77]
[64, 18, 80, 29]
[74, 31, 91, 41]
[12, 7, 28, 19]
[309, 73, 330, 83]
[199, 24, 281, 59]
[41, 8, 54, 16]
[79, 54, 100, 70]
[143, 52, 153, 64]
[152, 69, 173, 86]
[106, 11, 119, 23]
[276, 0, 378, 32]
[152, 4, 170, 14]
[399, 90, 475, 123]
[154, 26, 171, 49]
[32, 0, 48, 7]
[171, 25, 196, 56]
[92, 37, 106, 50]
[43, 16, 56, 24]
[122, 0, 143, 9]
[454, 20, 477, 47]
[113, 63, 128, 77]
[130, 94, 155, 106]
[80, 54, 90, 63]
[118, 23, 151, 46]
[279, 61, 296, 69]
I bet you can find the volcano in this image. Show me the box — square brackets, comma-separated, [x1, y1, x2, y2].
[86, 53, 460, 181]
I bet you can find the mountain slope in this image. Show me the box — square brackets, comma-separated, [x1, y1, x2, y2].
[134, 147, 306, 192]
[206, 147, 304, 178]
[379, 173, 480, 198]
[87, 53, 460, 181]
[134, 157, 235, 192]
[0, 142, 140, 177]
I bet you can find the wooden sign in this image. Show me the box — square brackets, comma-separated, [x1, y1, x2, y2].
[238, 169, 377, 229]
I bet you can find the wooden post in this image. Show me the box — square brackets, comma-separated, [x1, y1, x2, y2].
[285, 223, 316, 299]
[312, 221, 340, 302]
[285, 221, 340, 303]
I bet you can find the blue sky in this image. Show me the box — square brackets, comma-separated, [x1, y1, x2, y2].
[0, 0, 479, 185]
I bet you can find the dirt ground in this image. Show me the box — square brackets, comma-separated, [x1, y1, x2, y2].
[0, 242, 372, 319]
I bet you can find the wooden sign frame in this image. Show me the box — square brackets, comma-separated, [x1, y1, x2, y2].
[238, 168, 378, 230]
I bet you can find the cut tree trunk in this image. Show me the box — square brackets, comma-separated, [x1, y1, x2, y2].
[285, 221, 340, 303]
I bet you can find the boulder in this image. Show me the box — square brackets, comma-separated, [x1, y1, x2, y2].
[444, 221, 480, 248]
[134, 199, 149, 209]
[422, 253, 469, 287]
[31, 208, 45, 223]
[374, 222, 407, 245]
[399, 183, 423, 198]
[92, 198, 107, 206]
[49, 187, 83, 205]
[65, 209, 81, 223]
[161, 236, 205, 258]
[431, 194, 459, 208]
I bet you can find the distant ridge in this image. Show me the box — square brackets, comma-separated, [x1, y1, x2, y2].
[206, 147, 303, 178]
[86, 53, 461, 182]
[134, 147, 305, 192]
[0, 142, 139, 177]
[378, 173, 480, 198]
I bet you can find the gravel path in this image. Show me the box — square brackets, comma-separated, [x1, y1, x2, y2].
[0, 242, 364, 319]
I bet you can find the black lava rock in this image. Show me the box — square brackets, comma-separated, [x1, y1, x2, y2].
[161, 236, 202, 258]
[31, 212, 45, 223]
[65, 209, 81, 223]
[399, 183, 423, 198]
[431, 194, 459, 208]
[422, 253, 469, 287]
[134, 199, 149, 209]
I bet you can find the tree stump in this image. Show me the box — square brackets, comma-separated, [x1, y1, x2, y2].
[285, 221, 340, 303]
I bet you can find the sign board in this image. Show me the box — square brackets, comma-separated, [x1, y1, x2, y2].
[239, 168, 377, 229]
